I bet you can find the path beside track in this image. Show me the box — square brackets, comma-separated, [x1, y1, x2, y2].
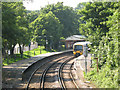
[73, 54, 96, 88]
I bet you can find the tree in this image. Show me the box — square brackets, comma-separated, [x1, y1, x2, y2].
[75, 2, 86, 10]
[30, 11, 63, 50]
[40, 2, 79, 38]
[26, 10, 39, 23]
[78, 2, 119, 88]
[78, 2, 118, 46]
[2, 2, 18, 56]
[2, 2, 33, 57]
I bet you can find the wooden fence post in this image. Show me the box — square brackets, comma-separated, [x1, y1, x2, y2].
[94, 57, 99, 72]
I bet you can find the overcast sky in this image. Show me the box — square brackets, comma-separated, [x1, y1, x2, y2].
[23, 0, 90, 10]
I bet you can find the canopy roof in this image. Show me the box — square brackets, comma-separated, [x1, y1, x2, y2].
[73, 41, 91, 46]
[65, 35, 86, 41]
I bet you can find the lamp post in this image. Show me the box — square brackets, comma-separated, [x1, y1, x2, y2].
[43, 35, 47, 51]
[38, 35, 47, 52]
[38, 36, 42, 54]
[49, 36, 53, 51]
[45, 35, 53, 51]
[38, 35, 53, 52]
[46, 39, 48, 51]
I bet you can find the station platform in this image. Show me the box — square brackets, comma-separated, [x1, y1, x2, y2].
[3, 52, 61, 71]
[3, 50, 72, 72]
[74, 54, 92, 71]
[73, 54, 96, 88]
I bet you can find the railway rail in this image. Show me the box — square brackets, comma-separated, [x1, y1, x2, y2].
[69, 62, 80, 89]
[39, 56, 72, 89]
[26, 54, 82, 89]
[26, 55, 71, 89]
[59, 57, 81, 90]
[58, 56, 74, 89]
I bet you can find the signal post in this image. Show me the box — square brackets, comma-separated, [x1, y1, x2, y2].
[84, 45, 88, 74]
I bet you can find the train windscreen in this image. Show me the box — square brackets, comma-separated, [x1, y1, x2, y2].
[74, 45, 83, 51]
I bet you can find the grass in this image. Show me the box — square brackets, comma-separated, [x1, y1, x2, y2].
[3, 46, 50, 66]
[24, 46, 49, 57]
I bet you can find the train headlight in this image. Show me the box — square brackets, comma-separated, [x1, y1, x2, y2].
[73, 52, 76, 54]
[80, 50, 82, 54]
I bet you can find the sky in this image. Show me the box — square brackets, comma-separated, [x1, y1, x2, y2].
[23, 0, 90, 10]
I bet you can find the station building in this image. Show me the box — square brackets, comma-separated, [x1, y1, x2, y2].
[65, 35, 86, 49]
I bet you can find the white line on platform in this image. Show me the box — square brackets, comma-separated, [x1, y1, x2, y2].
[79, 61, 84, 71]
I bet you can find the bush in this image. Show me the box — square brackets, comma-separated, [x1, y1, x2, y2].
[85, 66, 118, 88]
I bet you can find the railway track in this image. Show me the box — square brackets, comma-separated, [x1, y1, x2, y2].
[69, 62, 80, 89]
[58, 56, 74, 89]
[39, 56, 72, 89]
[26, 54, 81, 89]
[59, 58, 81, 90]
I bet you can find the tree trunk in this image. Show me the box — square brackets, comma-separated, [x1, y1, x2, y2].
[10, 44, 16, 56]
[19, 44, 24, 58]
[19, 44, 22, 54]
[2, 47, 6, 57]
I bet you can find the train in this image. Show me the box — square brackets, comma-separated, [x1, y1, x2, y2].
[73, 42, 91, 57]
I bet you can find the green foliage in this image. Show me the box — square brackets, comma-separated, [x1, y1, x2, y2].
[31, 11, 63, 50]
[3, 46, 49, 66]
[40, 2, 79, 38]
[3, 54, 29, 66]
[26, 10, 39, 23]
[2, 2, 81, 60]
[2, 2, 26, 54]
[2, 2, 36, 57]
[79, 2, 118, 46]
[29, 2, 81, 50]
[23, 46, 49, 57]
[77, 2, 119, 88]
[2, 2, 18, 49]
[85, 67, 118, 88]
[75, 3, 86, 10]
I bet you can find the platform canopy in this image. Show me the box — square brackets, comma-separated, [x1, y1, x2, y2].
[64, 35, 86, 49]
[65, 35, 86, 41]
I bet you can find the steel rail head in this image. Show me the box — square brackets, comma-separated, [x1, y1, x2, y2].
[58, 57, 74, 90]
[40, 56, 69, 89]
[26, 59, 52, 90]
[26, 55, 74, 90]
[69, 62, 80, 89]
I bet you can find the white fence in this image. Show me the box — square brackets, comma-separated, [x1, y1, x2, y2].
[14, 42, 38, 54]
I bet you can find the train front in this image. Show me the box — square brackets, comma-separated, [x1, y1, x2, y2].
[73, 44, 83, 57]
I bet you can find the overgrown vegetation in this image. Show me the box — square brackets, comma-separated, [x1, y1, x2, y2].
[78, 2, 119, 88]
